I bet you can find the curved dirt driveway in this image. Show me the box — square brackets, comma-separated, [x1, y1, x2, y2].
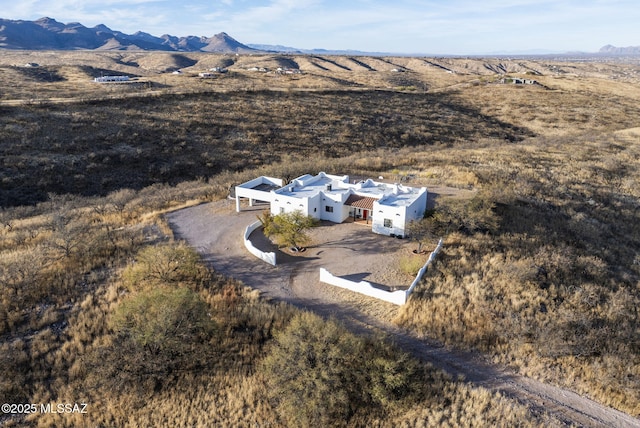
[166, 199, 639, 428]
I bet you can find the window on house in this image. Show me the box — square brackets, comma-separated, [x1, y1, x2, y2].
[325, 206, 333, 213]
[280, 207, 285, 214]
[383, 219, 393, 228]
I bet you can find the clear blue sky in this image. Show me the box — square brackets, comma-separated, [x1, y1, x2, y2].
[4, 0, 640, 54]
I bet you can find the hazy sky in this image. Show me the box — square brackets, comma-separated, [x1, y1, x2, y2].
[4, 0, 639, 54]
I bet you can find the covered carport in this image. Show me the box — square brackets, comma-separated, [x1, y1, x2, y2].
[235, 176, 283, 212]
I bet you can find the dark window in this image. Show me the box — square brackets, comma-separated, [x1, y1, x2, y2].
[383, 219, 392, 228]
[325, 206, 334, 213]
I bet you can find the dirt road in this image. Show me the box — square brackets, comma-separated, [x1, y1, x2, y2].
[166, 199, 639, 428]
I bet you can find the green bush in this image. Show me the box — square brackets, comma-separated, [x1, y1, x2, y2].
[122, 243, 212, 290]
[88, 286, 218, 394]
[111, 286, 216, 354]
[261, 312, 424, 426]
[260, 210, 318, 250]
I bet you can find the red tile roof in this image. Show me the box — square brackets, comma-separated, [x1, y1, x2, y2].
[345, 194, 377, 210]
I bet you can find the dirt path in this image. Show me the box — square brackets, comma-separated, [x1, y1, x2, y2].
[166, 200, 639, 428]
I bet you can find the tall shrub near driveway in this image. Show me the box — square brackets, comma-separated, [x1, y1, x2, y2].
[259, 210, 318, 251]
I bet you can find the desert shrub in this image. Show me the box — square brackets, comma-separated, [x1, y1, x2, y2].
[111, 286, 215, 353]
[261, 312, 425, 426]
[89, 286, 217, 394]
[261, 312, 362, 426]
[428, 193, 499, 236]
[122, 242, 212, 290]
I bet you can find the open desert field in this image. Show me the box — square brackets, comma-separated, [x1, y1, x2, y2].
[1, 51, 639, 427]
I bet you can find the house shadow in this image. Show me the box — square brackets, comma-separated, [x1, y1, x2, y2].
[341, 272, 372, 282]
[426, 191, 439, 210]
[335, 272, 408, 292]
[248, 226, 320, 265]
[275, 250, 320, 264]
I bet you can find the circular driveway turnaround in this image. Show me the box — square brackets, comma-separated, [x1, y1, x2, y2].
[166, 199, 639, 428]
[165, 199, 414, 319]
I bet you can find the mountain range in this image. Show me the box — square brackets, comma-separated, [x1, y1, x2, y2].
[0, 17, 258, 53]
[599, 44, 640, 55]
[0, 17, 638, 56]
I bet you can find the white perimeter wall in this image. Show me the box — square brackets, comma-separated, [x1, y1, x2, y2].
[243, 221, 276, 266]
[406, 238, 443, 297]
[319, 268, 407, 305]
[319, 238, 443, 305]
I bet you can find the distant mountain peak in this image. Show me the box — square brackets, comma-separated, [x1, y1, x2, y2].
[35, 16, 58, 23]
[93, 24, 113, 32]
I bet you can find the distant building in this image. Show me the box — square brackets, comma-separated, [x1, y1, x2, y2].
[500, 77, 538, 85]
[94, 75, 129, 83]
[276, 67, 301, 75]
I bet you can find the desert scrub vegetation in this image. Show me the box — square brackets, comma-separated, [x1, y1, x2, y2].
[397, 131, 640, 416]
[1, 134, 637, 423]
[262, 311, 542, 427]
[2, 54, 640, 424]
[0, 89, 530, 206]
[0, 150, 550, 426]
[455, 80, 640, 137]
[0, 198, 543, 427]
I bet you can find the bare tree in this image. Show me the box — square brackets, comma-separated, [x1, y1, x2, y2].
[107, 188, 137, 219]
[406, 218, 435, 253]
[0, 208, 14, 233]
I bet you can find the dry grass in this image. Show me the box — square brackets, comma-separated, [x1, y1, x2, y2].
[1, 51, 640, 425]
[395, 132, 640, 415]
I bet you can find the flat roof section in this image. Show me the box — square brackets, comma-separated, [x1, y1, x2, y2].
[279, 176, 336, 198]
[252, 183, 280, 192]
[380, 189, 423, 207]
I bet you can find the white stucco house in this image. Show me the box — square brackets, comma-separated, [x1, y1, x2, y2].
[235, 172, 427, 238]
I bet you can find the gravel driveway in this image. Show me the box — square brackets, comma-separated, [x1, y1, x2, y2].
[165, 199, 417, 323]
